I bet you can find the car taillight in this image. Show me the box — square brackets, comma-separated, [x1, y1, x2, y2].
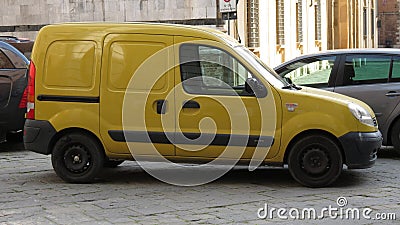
[26, 61, 35, 119]
[18, 87, 28, 108]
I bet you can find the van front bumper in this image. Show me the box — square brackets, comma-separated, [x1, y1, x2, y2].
[24, 119, 56, 155]
[339, 131, 382, 169]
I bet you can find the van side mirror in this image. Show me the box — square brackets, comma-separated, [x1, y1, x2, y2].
[245, 77, 267, 98]
[284, 77, 293, 84]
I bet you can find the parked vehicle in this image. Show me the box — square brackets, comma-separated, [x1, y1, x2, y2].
[24, 23, 382, 187]
[274, 49, 400, 153]
[0, 41, 29, 143]
[0, 36, 34, 58]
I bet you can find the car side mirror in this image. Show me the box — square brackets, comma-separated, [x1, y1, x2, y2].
[245, 77, 267, 98]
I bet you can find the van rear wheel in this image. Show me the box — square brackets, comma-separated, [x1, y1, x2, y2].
[288, 135, 343, 188]
[51, 132, 104, 183]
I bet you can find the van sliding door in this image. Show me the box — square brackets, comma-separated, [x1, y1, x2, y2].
[100, 34, 175, 157]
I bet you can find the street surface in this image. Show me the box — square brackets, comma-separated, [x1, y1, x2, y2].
[0, 141, 399, 224]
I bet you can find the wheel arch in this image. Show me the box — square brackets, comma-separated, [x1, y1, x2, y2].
[48, 127, 106, 157]
[283, 129, 346, 165]
[386, 115, 400, 146]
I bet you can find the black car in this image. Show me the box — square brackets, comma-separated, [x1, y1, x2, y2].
[0, 41, 29, 143]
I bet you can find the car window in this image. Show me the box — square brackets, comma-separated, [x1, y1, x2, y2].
[390, 57, 400, 81]
[180, 44, 256, 96]
[2, 48, 26, 68]
[0, 50, 14, 69]
[281, 56, 336, 88]
[343, 55, 390, 85]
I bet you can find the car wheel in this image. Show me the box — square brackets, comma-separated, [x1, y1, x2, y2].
[288, 135, 343, 188]
[51, 132, 104, 183]
[390, 120, 400, 155]
[104, 159, 125, 168]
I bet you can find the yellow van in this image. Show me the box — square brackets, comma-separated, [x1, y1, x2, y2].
[24, 23, 382, 187]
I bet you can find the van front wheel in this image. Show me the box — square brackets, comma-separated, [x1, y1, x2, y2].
[51, 132, 104, 183]
[288, 135, 343, 188]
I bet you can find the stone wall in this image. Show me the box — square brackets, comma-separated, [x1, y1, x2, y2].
[0, 0, 218, 39]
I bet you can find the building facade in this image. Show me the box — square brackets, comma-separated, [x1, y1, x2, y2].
[378, 0, 400, 48]
[233, 0, 328, 66]
[235, 0, 378, 67]
[0, 0, 378, 66]
[327, 0, 378, 49]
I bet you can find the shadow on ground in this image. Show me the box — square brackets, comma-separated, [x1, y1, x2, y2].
[91, 163, 369, 188]
[0, 140, 24, 152]
[377, 146, 400, 159]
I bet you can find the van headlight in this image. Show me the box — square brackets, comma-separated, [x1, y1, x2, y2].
[348, 103, 375, 127]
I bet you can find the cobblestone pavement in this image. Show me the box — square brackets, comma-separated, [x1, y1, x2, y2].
[0, 141, 399, 224]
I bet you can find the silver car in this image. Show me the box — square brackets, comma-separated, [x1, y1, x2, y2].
[274, 49, 400, 153]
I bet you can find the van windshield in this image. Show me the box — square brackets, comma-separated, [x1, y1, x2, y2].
[234, 46, 289, 88]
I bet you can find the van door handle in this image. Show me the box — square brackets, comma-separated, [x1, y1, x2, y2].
[385, 91, 400, 97]
[182, 100, 200, 109]
[156, 100, 167, 114]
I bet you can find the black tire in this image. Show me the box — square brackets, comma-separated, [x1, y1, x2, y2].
[288, 135, 343, 188]
[104, 159, 124, 168]
[390, 120, 400, 155]
[51, 132, 104, 183]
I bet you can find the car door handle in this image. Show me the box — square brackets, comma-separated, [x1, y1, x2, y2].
[182, 100, 200, 109]
[156, 100, 167, 114]
[385, 91, 400, 97]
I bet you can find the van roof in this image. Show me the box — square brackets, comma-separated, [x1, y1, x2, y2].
[37, 22, 239, 46]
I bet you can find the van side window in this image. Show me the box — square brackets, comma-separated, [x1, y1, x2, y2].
[343, 55, 390, 85]
[180, 44, 254, 96]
